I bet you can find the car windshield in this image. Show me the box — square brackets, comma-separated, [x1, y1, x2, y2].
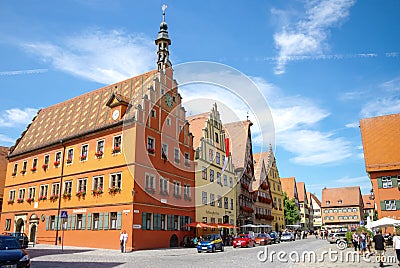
[203, 234, 217, 241]
[282, 233, 291, 236]
[257, 234, 266, 238]
[269, 233, 276, 237]
[237, 234, 248, 238]
[0, 237, 22, 250]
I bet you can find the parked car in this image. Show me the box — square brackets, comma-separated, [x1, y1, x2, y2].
[197, 233, 224, 253]
[255, 233, 273, 245]
[280, 232, 295, 242]
[268, 231, 281, 243]
[327, 232, 347, 244]
[6, 232, 29, 248]
[0, 235, 30, 267]
[233, 233, 255, 248]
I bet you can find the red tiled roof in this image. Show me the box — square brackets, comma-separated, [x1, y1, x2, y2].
[223, 120, 252, 169]
[280, 177, 296, 199]
[362, 195, 374, 209]
[360, 113, 400, 172]
[186, 112, 209, 149]
[9, 70, 158, 157]
[296, 182, 306, 202]
[310, 193, 321, 207]
[321, 186, 362, 208]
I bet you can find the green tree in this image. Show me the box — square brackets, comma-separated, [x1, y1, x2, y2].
[283, 192, 300, 225]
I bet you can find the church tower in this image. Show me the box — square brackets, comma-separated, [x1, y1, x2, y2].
[155, 5, 172, 71]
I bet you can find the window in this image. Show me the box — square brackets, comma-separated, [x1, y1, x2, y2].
[50, 216, 56, 230]
[217, 172, 221, 185]
[18, 189, 25, 200]
[28, 187, 35, 200]
[352, 208, 357, 212]
[40, 185, 48, 199]
[183, 184, 190, 199]
[223, 175, 227, 186]
[92, 213, 99, 230]
[76, 214, 83, 230]
[145, 173, 156, 191]
[66, 148, 74, 164]
[382, 176, 393, 188]
[96, 140, 104, 154]
[77, 178, 87, 193]
[110, 173, 122, 189]
[385, 200, 396, 210]
[55, 152, 62, 163]
[277, 185, 280, 191]
[110, 212, 118, 229]
[92, 176, 104, 191]
[174, 148, 180, 163]
[160, 177, 169, 195]
[22, 161, 27, 172]
[210, 170, 214, 182]
[202, 191, 207, 204]
[202, 167, 207, 180]
[161, 214, 166, 230]
[162, 144, 168, 159]
[230, 198, 234, 210]
[216, 152, 220, 164]
[32, 158, 38, 170]
[224, 197, 228, 209]
[209, 149, 214, 161]
[174, 215, 179, 230]
[64, 180, 72, 195]
[5, 219, 11, 231]
[215, 132, 219, 143]
[113, 135, 122, 152]
[44, 155, 50, 165]
[222, 155, 225, 166]
[9, 190, 16, 202]
[229, 177, 233, 188]
[326, 201, 330, 205]
[166, 118, 171, 126]
[151, 109, 156, 118]
[52, 183, 60, 196]
[147, 137, 155, 151]
[184, 152, 190, 167]
[217, 196, 222, 208]
[12, 163, 17, 175]
[146, 213, 152, 230]
[81, 144, 88, 160]
[173, 181, 181, 197]
[210, 193, 215, 206]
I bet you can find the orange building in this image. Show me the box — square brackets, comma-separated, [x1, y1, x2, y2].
[0, 146, 8, 212]
[280, 177, 300, 226]
[360, 113, 400, 221]
[321, 187, 364, 229]
[0, 10, 195, 250]
[362, 194, 375, 221]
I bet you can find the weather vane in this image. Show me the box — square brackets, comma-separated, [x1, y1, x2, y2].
[162, 4, 167, 21]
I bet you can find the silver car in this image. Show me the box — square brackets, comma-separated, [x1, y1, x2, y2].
[280, 232, 295, 242]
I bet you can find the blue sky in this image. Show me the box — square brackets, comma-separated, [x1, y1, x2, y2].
[1, 0, 399, 200]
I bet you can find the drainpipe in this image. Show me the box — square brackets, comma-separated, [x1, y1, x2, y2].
[55, 140, 66, 245]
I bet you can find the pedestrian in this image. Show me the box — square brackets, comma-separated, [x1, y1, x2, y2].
[366, 232, 373, 255]
[359, 230, 367, 256]
[120, 230, 128, 253]
[393, 229, 400, 267]
[373, 229, 386, 267]
[352, 230, 359, 252]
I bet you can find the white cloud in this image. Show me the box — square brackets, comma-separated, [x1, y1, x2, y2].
[334, 176, 371, 192]
[22, 29, 156, 84]
[0, 108, 38, 127]
[361, 98, 400, 118]
[0, 69, 48, 76]
[273, 0, 356, 74]
[0, 134, 15, 144]
[345, 122, 358, 128]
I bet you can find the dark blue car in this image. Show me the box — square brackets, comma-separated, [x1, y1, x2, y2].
[197, 234, 224, 253]
[0, 235, 30, 267]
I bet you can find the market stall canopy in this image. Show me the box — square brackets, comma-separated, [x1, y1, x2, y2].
[183, 222, 215, 228]
[371, 217, 400, 228]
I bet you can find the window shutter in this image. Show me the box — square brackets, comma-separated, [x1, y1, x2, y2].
[82, 214, 86, 230]
[56, 216, 61, 230]
[154, 214, 160, 230]
[392, 176, 398, 187]
[46, 216, 49, 230]
[87, 213, 92, 230]
[167, 214, 173, 231]
[180, 216, 184, 230]
[67, 215, 71, 230]
[380, 201, 386, 211]
[117, 212, 122, 230]
[100, 213, 105, 230]
[377, 178, 383, 188]
[71, 214, 76, 230]
[396, 200, 400, 210]
[142, 212, 147, 230]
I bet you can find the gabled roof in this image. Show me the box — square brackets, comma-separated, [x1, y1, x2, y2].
[321, 186, 362, 208]
[310, 193, 321, 207]
[296, 182, 306, 203]
[186, 112, 209, 149]
[362, 195, 374, 209]
[360, 113, 400, 172]
[9, 70, 158, 157]
[223, 120, 252, 169]
[252, 153, 265, 191]
[280, 177, 297, 200]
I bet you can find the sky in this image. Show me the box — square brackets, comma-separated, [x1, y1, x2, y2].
[1, 0, 399, 200]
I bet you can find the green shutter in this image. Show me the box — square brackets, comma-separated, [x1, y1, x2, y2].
[392, 176, 398, 187]
[396, 200, 400, 210]
[82, 214, 86, 230]
[142, 212, 147, 230]
[87, 214, 92, 230]
[67, 215, 71, 230]
[100, 213, 105, 230]
[168, 214, 173, 231]
[377, 178, 383, 188]
[46, 216, 49, 230]
[179, 216, 184, 230]
[154, 214, 160, 230]
[380, 201, 386, 211]
[56, 216, 61, 230]
[71, 215, 76, 230]
[117, 212, 122, 230]
[157, 214, 161, 230]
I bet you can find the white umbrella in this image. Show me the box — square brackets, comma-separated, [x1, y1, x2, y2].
[366, 216, 372, 230]
[371, 217, 398, 228]
[240, 224, 258, 228]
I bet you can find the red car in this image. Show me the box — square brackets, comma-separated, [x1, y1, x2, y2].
[232, 234, 255, 248]
[255, 233, 273, 245]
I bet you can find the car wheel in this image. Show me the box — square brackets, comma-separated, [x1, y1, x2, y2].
[212, 246, 216, 253]
[233, 245, 236, 248]
[198, 251, 201, 253]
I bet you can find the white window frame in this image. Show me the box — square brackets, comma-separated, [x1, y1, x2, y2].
[81, 144, 89, 161]
[216, 152, 220, 164]
[113, 135, 122, 154]
[28, 187, 36, 200]
[52, 183, 60, 196]
[183, 184, 190, 199]
[173, 181, 181, 197]
[210, 193, 215, 206]
[382, 176, 393, 188]
[202, 191, 207, 205]
[32, 158, 38, 170]
[162, 143, 168, 159]
[44, 154, 50, 165]
[77, 178, 87, 193]
[40, 185, 48, 199]
[18, 188, 26, 200]
[145, 173, 156, 190]
[55, 151, 62, 163]
[160, 177, 169, 194]
[110, 172, 122, 189]
[92, 176, 104, 191]
[184, 152, 190, 167]
[96, 140, 105, 154]
[9, 190, 16, 202]
[174, 148, 180, 163]
[64, 180, 72, 195]
[385, 200, 396, 210]
[67, 148, 74, 164]
[202, 166, 207, 180]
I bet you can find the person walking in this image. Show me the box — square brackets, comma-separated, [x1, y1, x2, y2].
[393, 229, 400, 267]
[373, 229, 386, 267]
[359, 230, 367, 256]
[352, 230, 359, 252]
[120, 230, 128, 253]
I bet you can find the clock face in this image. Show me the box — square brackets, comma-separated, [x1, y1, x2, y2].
[112, 109, 120, 121]
[165, 93, 173, 108]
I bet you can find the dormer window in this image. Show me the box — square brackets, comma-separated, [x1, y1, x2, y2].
[338, 199, 342, 204]
[326, 201, 330, 205]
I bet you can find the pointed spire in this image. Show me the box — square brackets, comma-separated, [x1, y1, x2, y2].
[155, 4, 171, 71]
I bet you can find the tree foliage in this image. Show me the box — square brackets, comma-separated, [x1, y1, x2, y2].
[283, 192, 300, 225]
